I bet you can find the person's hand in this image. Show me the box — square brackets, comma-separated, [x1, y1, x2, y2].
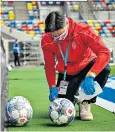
[49, 87, 58, 102]
[81, 76, 95, 95]
[18, 54, 20, 57]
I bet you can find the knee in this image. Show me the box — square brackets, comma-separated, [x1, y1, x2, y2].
[104, 64, 111, 75]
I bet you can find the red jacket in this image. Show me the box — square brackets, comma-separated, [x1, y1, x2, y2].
[41, 18, 111, 87]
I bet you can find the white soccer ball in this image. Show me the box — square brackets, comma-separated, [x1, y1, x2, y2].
[48, 98, 75, 125]
[6, 96, 33, 126]
[7, 64, 13, 72]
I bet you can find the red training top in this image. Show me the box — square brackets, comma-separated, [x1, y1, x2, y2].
[41, 18, 111, 88]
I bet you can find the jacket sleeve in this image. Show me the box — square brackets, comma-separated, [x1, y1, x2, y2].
[80, 26, 111, 75]
[41, 40, 56, 88]
[12, 42, 16, 51]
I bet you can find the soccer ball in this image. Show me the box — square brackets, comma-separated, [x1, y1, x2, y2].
[7, 64, 13, 72]
[6, 96, 33, 126]
[7, 64, 14, 72]
[48, 98, 75, 125]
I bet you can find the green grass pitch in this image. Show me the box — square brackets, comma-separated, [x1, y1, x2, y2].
[8, 66, 115, 131]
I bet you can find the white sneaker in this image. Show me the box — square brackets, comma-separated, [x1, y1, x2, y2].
[79, 101, 93, 120]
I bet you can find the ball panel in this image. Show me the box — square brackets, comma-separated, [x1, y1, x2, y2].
[50, 111, 58, 120]
[58, 115, 68, 124]
[19, 108, 28, 118]
[11, 110, 20, 119]
[53, 119, 61, 125]
[14, 102, 24, 110]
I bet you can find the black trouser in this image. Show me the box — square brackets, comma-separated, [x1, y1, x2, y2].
[56, 59, 111, 103]
[13, 52, 20, 66]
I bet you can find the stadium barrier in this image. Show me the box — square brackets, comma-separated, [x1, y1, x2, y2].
[0, 38, 8, 131]
[96, 76, 115, 113]
[95, 38, 115, 113]
[1, 25, 34, 41]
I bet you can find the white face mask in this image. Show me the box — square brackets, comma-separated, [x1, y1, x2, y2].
[54, 28, 68, 41]
[52, 17, 69, 41]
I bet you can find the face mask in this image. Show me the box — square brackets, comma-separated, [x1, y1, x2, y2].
[53, 27, 68, 41]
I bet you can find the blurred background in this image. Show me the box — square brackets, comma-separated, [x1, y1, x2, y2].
[1, 0, 115, 66]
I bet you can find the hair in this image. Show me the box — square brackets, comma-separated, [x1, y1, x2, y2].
[45, 11, 65, 33]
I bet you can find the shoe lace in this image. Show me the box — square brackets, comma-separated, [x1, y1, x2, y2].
[81, 102, 89, 112]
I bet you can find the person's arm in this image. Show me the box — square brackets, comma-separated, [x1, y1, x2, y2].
[41, 41, 56, 88]
[12, 42, 16, 52]
[79, 26, 111, 95]
[80, 26, 111, 76]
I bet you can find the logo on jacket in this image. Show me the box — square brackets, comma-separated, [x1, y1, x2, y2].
[72, 42, 77, 49]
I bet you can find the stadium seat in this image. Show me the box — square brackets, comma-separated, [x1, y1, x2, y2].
[40, 1, 64, 5]
[33, 24, 39, 29]
[91, 0, 95, 2]
[27, 21, 33, 25]
[99, 30, 105, 34]
[101, 23, 106, 27]
[28, 30, 35, 37]
[100, 0, 105, 2]
[22, 25, 28, 31]
[29, 15, 34, 20]
[95, 23, 101, 29]
[94, 30, 99, 35]
[17, 27, 22, 31]
[90, 0, 115, 10]
[22, 21, 27, 25]
[28, 10, 34, 16]
[104, 20, 110, 24]
[95, 0, 99, 2]
[82, 20, 115, 38]
[34, 28, 40, 34]
[8, 11, 15, 20]
[10, 21, 16, 28]
[8, 1, 13, 6]
[28, 24, 33, 30]
[32, 1, 37, 6]
[0, 20, 4, 25]
[4, 10, 9, 20]
[38, 22, 45, 33]
[73, 5, 79, 11]
[16, 23, 21, 29]
[87, 20, 94, 25]
[27, 3, 33, 10]
[0, 8, 4, 14]
[27, 1, 39, 20]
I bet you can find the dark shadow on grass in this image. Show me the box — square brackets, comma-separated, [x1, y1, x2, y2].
[41, 123, 68, 127]
[75, 116, 80, 120]
[9, 78, 46, 82]
[33, 112, 49, 120]
[9, 78, 22, 80]
[7, 123, 29, 128]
